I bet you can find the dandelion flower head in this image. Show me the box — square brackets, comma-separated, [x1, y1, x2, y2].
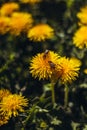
[73, 26, 87, 49]
[30, 50, 60, 80]
[0, 16, 10, 34]
[0, 94, 28, 117]
[27, 23, 54, 42]
[0, 2, 19, 16]
[77, 6, 87, 25]
[20, 0, 41, 4]
[56, 57, 81, 84]
[0, 89, 11, 101]
[9, 12, 33, 36]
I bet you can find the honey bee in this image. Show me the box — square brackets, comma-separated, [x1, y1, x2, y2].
[48, 61, 55, 69]
[43, 49, 49, 59]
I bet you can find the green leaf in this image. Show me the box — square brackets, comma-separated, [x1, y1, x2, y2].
[51, 117, 62, 125]
[71, 121, 80, 130]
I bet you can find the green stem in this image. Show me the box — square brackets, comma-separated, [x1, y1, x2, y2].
[64, 84, 69, 108]
[51, 82, 55, 106]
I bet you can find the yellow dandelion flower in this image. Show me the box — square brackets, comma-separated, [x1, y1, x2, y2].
[0, 94, 28, 117]
[0, 113, 10, 126]
[9, 12, 33, 36]
[0, 89, 11, 101]
[0, 2, 19, 16]
[20, 0, 41, 4]
[77, 6, 87, 25]
[27, 24, 54, 42]
[0, 16, 10, 34]
[56, 57, 81, 84]
[73, 26, 87, 49]
[30, 50, 60, 80]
